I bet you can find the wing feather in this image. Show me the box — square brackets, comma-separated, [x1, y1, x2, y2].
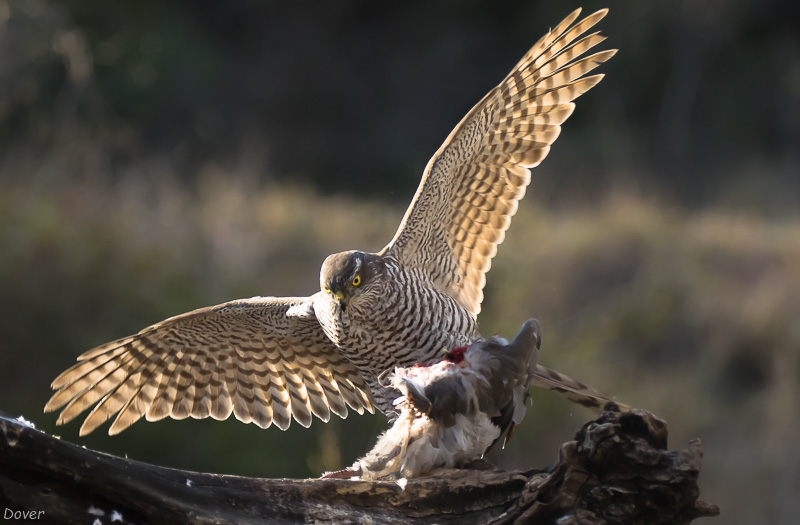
[44, 297, 374, 435]
[381, 9, 615, 316]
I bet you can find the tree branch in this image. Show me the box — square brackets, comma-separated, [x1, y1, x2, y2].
[0, 405, 718, 524]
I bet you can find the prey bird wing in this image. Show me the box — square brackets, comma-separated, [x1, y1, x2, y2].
[45, 297, 373, 436]
[381, 9, 615, 317]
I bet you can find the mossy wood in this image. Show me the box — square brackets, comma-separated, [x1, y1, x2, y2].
[0, 406, 718, 524]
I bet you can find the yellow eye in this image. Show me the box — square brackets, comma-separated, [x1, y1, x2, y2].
[352, 275, 361, 287]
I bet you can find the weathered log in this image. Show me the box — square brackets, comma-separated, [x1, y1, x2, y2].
[0, 405, 718, 524]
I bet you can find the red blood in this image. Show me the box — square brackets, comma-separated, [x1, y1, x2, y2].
[445, 345, 468, 364]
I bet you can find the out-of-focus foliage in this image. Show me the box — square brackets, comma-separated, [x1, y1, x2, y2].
[1, 0, 798, 205]
[1, 1, 799, 524]
[2, 176, 799, 522]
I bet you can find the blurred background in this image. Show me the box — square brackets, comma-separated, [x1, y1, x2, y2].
[1, 0, 798, 522]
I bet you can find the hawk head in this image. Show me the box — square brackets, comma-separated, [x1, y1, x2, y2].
[319, 251, 385, 310]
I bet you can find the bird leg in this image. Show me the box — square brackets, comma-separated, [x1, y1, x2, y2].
[320, 466, 362, 479]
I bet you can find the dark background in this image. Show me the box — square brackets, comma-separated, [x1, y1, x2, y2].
[1, 1, 799, 523]
[3, 0, 798, 205]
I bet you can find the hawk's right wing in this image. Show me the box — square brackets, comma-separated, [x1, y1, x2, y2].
[381, 9, 614, 318]
[45, 297, 374, 436]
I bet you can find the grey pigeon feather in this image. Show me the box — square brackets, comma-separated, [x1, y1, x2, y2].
[324, 319, 541, 480]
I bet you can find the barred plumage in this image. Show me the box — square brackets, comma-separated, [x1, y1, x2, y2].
[382, 8, 615, 318]
[45, 298, 373, 435]
[46, 8, 623, 435]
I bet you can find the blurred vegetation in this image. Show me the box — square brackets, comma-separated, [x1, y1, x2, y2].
[3, 177, 799, 522]
[1, 0, 799, 206]
[1, 1, 799, 524]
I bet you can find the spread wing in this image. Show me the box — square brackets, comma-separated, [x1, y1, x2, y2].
[44, 297, 374, 436]
[381, 9, 615, 317]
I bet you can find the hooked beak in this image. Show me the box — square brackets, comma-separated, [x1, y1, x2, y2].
[333, 290, 347, 310]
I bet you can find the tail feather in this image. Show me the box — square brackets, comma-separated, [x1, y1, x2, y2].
[532, 364, 630, 413]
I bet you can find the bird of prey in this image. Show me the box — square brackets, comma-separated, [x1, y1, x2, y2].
[324, 319, 541, 480]
[46, 8, 619, 437]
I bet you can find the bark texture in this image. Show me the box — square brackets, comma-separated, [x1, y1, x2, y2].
[0, 405, 718, 524]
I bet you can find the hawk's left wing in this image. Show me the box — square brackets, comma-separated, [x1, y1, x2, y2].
[45, 296, 373, 436]
[381, 9, 615, 317]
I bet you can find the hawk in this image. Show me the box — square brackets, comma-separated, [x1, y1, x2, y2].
[46, 9, 619, 436]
